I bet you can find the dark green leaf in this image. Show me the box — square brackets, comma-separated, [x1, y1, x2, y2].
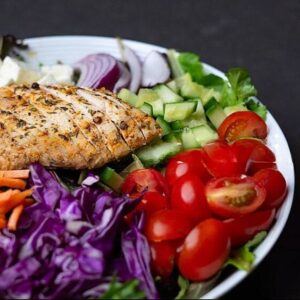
[178, 52, 204, 82]
[197, 74, 225, 91]
[100, 278, 146, 300]
[225, 231, 267, 271]
[245, 98, 267, 120]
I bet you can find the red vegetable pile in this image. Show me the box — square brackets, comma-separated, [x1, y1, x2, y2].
[122, 111, 287, 282]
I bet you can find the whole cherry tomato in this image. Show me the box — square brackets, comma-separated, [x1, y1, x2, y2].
[145, 210, 194, 242]
[254, 168, 287, 209]
[166, 149, 211, 186]
[178, 218, 230, 281]
[224, 209, 276, 246]
[171, 173, 210, 224]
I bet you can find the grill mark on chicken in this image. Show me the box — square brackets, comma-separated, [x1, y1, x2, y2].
[43, 86, 130, 161]
[95, 88, 162, 143]
[13, 87, 95, 168]
[77, 88, 149, 150]
[0, 93, 86, 169]
[0, 85, 161, 170]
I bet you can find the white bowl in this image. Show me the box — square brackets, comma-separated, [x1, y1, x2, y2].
[24, 36, 295, 299]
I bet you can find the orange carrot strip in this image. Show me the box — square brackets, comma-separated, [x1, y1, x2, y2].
[0, 178, 26, 189]
[7, 204, 24, 231]
[23, 198, 34, 207]
[0, 189, 13, 201]
[0, 214, 6, 229]
[0, 189, 33, 214]
[0, 170, 30, 179]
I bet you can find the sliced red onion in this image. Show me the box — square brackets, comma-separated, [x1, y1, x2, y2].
[113, 61, 131, 92]
[142, 51, 170, 87]
[74, 54, 119, 90]
[118, 41, 142, 93]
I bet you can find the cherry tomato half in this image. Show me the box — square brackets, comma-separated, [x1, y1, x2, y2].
[254, 169, 287, 209]
[122, 168, 169, 196]
[224, 209, 276, 246]
[231, 138, 276, 175]
[166, 149, 211, 186]
[203, 141, 242, 177]
[205, 176, 266, 218]
[218, 111, 268, 143]
[150, 241, 177, 278]
[178, 218, 230, 281]
[171, 174, 211, 224]
[145, 210, 194, 242]
[125, 191, 169, 223]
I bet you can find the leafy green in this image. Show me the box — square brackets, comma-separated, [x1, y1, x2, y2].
[225, 231, 267, 271]
[178, 52, 204, 82]
[218, 68, 258, 108]
[245, 98, 267, 120]
[175, 276, 190, 299]
[226, 68, 257, 101]
[197, 74, 225, 91]
[100, 278, 145, 299]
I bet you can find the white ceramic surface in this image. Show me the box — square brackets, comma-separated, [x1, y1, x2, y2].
[23, 36, 295, 299]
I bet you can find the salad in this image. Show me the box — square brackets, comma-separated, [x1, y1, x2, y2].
[0, 35, 288, 299]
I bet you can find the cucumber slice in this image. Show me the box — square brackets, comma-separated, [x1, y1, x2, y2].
[180, 128, 199, 150]
[206, 103, 226, 128]
[166, 80, 179, 93]
[137, 140, 182, 166]
[190, 99, 206, 120]
[164, 101, 196, 122]
[118, 88, 140, 107]
[138, 88, 159, 104]
[120, 154, 144, 178]
[163, 132, 181, 143]
[192, 124, 218, 146]
[171, 120, 186, 130]
[181, 82, 221, 105]
[224, 104, 248, 116]
[100, 167, 124, 192]
[140, 103, 153, 115]
[166, 49, 184, 78]
[153, 84, 183, 103]
[150, 99, 164, 116]
[204, 97, 219, 111]
[175, 73, 193, 90]
[156, 116, 172, 136]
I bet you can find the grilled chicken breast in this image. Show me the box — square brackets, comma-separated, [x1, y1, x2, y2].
[0, 84, 161, 170]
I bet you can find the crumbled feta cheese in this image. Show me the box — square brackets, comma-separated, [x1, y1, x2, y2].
[37, 74, 58, 85]
[41, 64, 74, 84]
[0, 56, 23, 82]
[0, 56, 41, 86]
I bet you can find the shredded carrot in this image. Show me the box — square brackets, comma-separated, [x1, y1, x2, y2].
[0, 170, 30, 179]
[7, 204, 24, 231]
[0, 214, 6, 229]
[23, 198, 34, 207]
[0, 189, 33, 214]
[0, 178, 26, 189]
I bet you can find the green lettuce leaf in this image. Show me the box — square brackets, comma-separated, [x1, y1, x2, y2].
[227, 68, 257, 101]
[225, 231, 267, 271]
[175, 276, 190, 299]
[245, 98, 267, 120]
[100, 278, 145, 299]
[178, 52, 204, 82]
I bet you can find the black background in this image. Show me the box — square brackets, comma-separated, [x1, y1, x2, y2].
[1, 0, 299, 299]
